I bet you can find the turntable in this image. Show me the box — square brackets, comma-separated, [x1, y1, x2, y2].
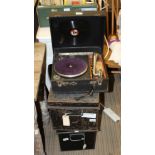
[54, 56, 88, 78]
[49, 11, 109, 93]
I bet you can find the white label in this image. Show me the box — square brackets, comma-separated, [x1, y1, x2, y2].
[103, 108, 120, 122]
[62, 115, 70, 126]
[81, 8, 97, 11]
[83, 144, 87, 149]
[34, 129, 39, 135]
[89, 119, 96, 122]
[76, 12, 83, 15]
[81, 113, 96, 119]
[64, 8, 70, 11]
[51, 9, 57, 12]
[63, 138, 69, 141]
[74, 130, 79, 133]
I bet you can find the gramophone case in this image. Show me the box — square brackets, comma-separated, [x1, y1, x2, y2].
[57, 130, 97, 151]
[51, 53, 109, 93]
[49, 11, 109, 94]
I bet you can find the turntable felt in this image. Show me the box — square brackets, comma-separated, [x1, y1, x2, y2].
[53, 55, 90, 80]
[54, 57, 88, 78]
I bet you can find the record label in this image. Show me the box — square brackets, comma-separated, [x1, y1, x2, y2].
[70, 29, 79, 36]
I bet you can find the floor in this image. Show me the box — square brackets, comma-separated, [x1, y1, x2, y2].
[44, 74, 121, 155]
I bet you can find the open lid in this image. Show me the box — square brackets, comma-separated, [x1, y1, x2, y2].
[49, 11, 106, 54]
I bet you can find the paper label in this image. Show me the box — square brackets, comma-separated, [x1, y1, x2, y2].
[74, 130, 79, 133]
[62, 115, 70, 126]
[103, 108, 120, 122]
[51, 9, 57, 12]
[64, 8, 70, 11]
[34, 129, 39, 135]
[81, 113, 96, 119]
[76, 12, 83, 15]
[89, 119, 96, 122]
[63, 138, 69, 141]
[81, 8, 97, 11]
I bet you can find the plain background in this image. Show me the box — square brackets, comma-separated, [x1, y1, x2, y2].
[0, 0, 155, 155]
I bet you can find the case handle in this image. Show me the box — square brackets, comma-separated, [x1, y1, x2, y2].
[69, 133, 85, 142]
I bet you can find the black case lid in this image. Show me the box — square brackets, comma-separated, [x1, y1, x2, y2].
[49, 11, 106, 54]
